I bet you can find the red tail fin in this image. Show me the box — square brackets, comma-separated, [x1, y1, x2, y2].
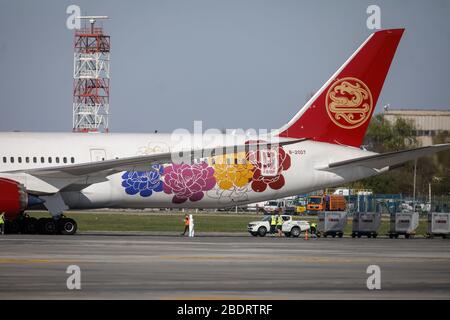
[277, 29, 404, 147]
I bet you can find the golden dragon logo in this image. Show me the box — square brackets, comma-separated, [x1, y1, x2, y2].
[326, 77, 373, 129]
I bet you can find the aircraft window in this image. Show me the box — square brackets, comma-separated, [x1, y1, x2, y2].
[3, 157, 6, 163]
[10, 157, 14, 163]
[18, 157, 22, 163]
[25, 157, 30, 163]
[48, 157, 52, 163]
[41, 157, 45, 163]
[63, 157, 67, 164]
[56, 157, 60, 164]
[33, 157, 37, 163]
[71, 157, 75, 164]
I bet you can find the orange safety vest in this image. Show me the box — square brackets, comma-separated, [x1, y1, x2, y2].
[184, 216, 190, 226]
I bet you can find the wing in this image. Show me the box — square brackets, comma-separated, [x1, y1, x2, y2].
[2, 139, 305, 194]
[324, 143, 450, 171]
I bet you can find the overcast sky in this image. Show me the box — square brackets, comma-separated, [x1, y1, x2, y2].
[0, 0, 449, 133]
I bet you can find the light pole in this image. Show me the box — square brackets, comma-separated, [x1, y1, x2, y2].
[413, 159, 417, 212]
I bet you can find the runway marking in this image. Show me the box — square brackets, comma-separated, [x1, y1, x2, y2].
[156, 255, 450, 264]
[0, 258, 80, 265]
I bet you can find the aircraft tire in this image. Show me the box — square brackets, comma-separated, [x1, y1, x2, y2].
[59, 218, 77, 235]
[39, 218, 56, 235]
[23, 217, 38, 234]
[5, 220, 20, 234]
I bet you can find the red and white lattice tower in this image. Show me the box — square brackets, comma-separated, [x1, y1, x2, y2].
[72, 16, 110, 133]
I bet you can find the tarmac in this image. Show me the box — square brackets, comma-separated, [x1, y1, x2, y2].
[0, 232, 449, 299]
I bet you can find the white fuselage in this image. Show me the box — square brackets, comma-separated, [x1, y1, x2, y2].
[0, 132, 381, 210]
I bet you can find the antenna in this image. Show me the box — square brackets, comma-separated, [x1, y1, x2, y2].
[76, 16, 109, 33]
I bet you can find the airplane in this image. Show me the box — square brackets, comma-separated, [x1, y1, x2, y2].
[0, 28, 449, 235]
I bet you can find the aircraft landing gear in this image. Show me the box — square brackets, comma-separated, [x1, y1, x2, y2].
[4, 213, 78, 235]
[21, 215, 38, 234]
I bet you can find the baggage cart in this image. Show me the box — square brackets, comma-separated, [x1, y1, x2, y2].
[351, 212, 381, 238]
[427, 212, 450, 239]
[317, 211, 347, 238]
[388, 211, 419, 239]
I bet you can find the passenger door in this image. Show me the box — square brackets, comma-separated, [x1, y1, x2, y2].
[90, 149, 107, 162]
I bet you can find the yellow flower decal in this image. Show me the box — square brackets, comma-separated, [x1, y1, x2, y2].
[212, 153, 254, 190]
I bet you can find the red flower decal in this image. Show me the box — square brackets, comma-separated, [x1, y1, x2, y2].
[246, 144, 291, 193]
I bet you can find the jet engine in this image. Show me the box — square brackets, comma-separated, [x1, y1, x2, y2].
[0, 178, 28, 220]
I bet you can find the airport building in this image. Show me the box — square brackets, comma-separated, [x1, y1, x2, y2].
[382, 108, 450, 146]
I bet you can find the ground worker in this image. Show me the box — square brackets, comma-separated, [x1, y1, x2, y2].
[276, 212, 283, 237]
[270, 214, 277, 234]
[181, 214, 190, 236]
[310, 222, 317, 235]
[0, 212, 5, 235]
[310, 222, 318, 238]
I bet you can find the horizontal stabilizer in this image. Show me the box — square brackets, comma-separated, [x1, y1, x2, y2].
[325, 144, 450, 170]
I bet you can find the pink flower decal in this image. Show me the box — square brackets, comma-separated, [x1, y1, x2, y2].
[247, 145, 291, 193]
[163, 162, 216, 204]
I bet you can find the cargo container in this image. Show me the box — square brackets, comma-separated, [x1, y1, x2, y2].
[427, 212, 450, 239]
[317, 211, 347, 238]
[351, 212, 381, 238]
[388, 211, 419, 239]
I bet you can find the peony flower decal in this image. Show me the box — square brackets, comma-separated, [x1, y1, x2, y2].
[247, 146, 291, 193]
[121, 165, 164, 197]
[121, 144, 292, 202]
[213, 163, 254, 189]
[163, 162, 216, 204]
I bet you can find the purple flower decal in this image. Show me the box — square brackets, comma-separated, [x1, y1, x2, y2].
[163, 162, 216, 204]
[121, 165, 164, 197]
